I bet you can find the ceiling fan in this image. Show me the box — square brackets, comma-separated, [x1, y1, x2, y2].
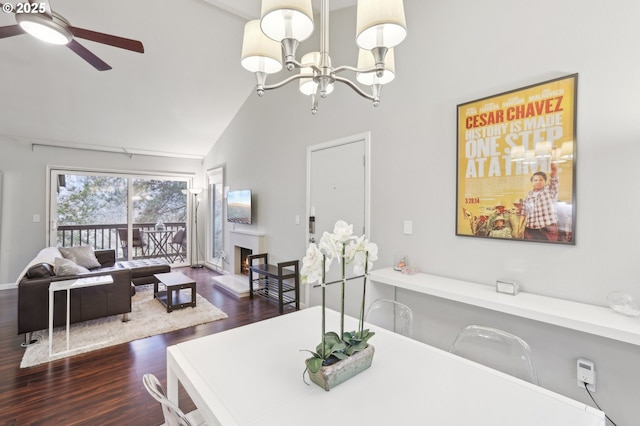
[0, 0, 144, 71]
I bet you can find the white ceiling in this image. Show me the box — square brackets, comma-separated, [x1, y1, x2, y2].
[0, 0, 355, 159]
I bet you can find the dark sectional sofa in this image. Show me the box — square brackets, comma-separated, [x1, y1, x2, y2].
[18, 249, 170, 341]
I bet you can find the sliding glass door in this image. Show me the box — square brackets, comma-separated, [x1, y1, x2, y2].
[49, 168, 190, 264]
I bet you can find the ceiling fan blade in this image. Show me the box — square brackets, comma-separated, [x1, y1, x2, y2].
[29, 0, 52, 16]
[0, 25, 25, 39]
[69, 26, 144, 53]
[67, 39, 112, 71]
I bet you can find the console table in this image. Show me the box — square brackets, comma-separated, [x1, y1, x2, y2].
[369, 268, 640, 346]
[48, 275, 114, 357]
[248, 253, 299, 314]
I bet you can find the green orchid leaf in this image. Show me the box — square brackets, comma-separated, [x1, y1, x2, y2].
[300, 349, 320, 358]
[333, 352, 349, 360]
[330, 342, 347, 354]
[306, 357, 323, 373]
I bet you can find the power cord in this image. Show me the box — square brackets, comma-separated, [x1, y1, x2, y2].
[583, 382, 618, 426]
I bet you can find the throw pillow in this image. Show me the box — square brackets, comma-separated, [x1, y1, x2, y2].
[26, 263, 55, 279]
[59, 246, 101, 269]
[54, 257, 90, 276]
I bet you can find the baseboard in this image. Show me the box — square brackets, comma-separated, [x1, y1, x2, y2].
[0, 282, 17, 290]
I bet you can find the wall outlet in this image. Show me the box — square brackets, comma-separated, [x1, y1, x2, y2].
[577, 358, 596, 392]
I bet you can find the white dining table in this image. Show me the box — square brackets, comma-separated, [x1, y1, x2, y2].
[166, 306, 604, 426]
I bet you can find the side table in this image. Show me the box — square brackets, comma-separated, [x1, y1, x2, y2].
[48, 275, 114, 357]
[153, 272, 197, 313]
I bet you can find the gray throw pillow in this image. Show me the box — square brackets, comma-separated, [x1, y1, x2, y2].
[59, 246, 101, 269]
[54, 257, 90, 276]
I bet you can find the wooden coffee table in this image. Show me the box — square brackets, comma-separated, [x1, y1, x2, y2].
[153, 272, 196, 313]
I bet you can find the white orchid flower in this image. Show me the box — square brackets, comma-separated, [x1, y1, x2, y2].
[352, 240, 378, 275]
[301, 243, 324, 284]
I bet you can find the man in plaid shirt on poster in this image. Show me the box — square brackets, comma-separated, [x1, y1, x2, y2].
[523, 162, 559, 241]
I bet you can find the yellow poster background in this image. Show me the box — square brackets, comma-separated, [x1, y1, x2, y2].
[456, 74, 576, 243]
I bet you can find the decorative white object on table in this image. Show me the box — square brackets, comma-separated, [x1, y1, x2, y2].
[496, 279, 520, 295]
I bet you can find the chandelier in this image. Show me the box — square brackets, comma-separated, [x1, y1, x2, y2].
[240, 0, 407, 114]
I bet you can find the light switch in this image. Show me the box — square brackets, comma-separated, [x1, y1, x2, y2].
[295, 215, 300, 225]
[403, 220, 412, 235]
[33, 214, 41, 223]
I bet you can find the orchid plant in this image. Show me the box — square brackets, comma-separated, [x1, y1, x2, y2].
[301, 220, 378, 374]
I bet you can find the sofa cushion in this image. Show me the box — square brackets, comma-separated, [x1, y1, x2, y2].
[118, 258, 170, 278]
[26, 263, 55, 279]
[59, 246, 101, 269]
[55, 257, 90, 276]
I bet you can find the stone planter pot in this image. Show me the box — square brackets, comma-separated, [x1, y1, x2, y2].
[307, 345, 375, 391]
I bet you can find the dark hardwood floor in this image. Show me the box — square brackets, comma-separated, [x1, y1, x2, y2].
[0, 267, 296, 425]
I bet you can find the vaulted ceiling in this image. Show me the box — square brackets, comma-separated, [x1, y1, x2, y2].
[0, 0, 355, 159]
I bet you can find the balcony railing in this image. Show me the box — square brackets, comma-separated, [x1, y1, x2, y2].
[56, 222, 187, 264]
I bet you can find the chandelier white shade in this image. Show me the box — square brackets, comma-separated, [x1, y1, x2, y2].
[241, 0, 407, 114]
[241, 20, 283, 74]
[357, 48, 395, 85]
[356, 0, 407, 50]
[299, 52, 334, 96]
[260, 0, 315, 42]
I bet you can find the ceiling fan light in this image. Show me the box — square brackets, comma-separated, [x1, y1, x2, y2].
[241, 20, 283, 74]
[260, 0, 314, 42]
[356, 48, 395, 85]
[16, 14, 72, 45]
[356, 0, 407, 50]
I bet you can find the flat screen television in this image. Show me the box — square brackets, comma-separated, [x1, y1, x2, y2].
[227, 189, 252, 224]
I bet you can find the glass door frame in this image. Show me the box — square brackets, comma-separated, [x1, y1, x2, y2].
[47, 166, 195, 264]
[206, 166, 224, 270]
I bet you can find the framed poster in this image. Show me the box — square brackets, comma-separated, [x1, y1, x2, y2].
[456, 74, 577, 244]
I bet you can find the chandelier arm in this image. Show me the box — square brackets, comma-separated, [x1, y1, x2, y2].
[263, 74, 308, 91]
[334, 76, 375, 101]
[285, 58, 322, 73]
[332, 65, 378, 75]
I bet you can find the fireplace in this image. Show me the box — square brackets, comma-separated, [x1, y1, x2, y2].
[238, 247, 252, 275]
[212, 229, 265, 299]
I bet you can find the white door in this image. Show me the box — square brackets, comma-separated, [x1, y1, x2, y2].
[305, 133, 370, 317]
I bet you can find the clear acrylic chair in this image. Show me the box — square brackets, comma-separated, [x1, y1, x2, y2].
[364, 298, 414, 338]
[449, 325, 539, 384]
[142, 373, 207, 426]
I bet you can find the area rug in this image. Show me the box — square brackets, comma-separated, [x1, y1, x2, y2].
[20, 284, 228, 368]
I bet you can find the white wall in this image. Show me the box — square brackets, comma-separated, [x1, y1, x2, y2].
[0, 139, 205, 284]
[204, 0, 640, 423]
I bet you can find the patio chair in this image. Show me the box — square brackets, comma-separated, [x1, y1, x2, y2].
[117, 228, 147, 259]
[169, 228, 187, 262]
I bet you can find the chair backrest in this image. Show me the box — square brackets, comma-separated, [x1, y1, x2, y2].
[364, 298, 414, 338]
[449, 325, 539, 384]
[117, 228, 145, 247]
[142, 373, 194, 426]
[117, 228, 128, 248]
[172, 228, 186, 244]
